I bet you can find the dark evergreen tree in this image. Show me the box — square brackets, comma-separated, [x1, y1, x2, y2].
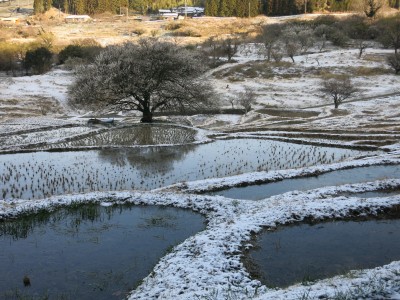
[218, 0, 229, 16]
[33, 0, 45, 14]
[43, 0, 52, 11]
[205, 0, 218, 15]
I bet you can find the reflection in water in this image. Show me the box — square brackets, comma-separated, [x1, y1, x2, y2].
[246, 219, 400, 288]
[49, 125, 197, 148]
[98, 145, 197, 174]
[0, 139, 374, 200]
[0, 204, 205, 300]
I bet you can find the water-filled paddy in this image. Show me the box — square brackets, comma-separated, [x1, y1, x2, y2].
[49, 125, 198, 148]
[0, 204, 205, 299]
[0, 139, 372, 200]
[245, 218, 400, 288]
[212, 164, 400, 200]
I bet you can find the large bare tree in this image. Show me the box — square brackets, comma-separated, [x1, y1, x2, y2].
[68, 39, 216, 122]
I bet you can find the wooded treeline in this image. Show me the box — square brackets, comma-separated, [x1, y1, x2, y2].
[33, 0, 399, 16]
[34, 0, 204, 15]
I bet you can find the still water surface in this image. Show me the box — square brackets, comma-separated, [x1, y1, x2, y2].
[247, 219, 400, 288]
[0, 204, 205, 299]
[0, 139, 372, 200]
[212, 164, 400, 200]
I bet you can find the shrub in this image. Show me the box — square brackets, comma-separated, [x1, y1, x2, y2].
[24, 47, 53, 74]
[164, 22, 182, 31]
[58, 40, 102, 65]
[312, 15, 338, 27]
[172, 27, 201, 37]
[132, 28, 146, 36]
[58, 45, 84, 64]
[328, 29, 349, 47]
[387, 53, 400, 74]
[0, 42, 21, 75]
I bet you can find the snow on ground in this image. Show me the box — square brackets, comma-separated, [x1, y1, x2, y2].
[1, 172, 400, 299]
[0, 69, 72, 105]
[214, 46, 400, 107]
[0, 36, 400, 299]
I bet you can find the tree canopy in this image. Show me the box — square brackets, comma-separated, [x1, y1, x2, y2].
[319, 75, 358, 108]
[68, 39, 216, 122]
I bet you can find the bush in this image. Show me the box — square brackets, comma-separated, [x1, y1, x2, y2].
[132, 28, 146, 36]
[387, 53, 400, 74]
[0, 42, 21, 75]
[58, 40, 102, 65]
[338, 15, 370, 40]
[328, 29, 349, 47]
[172, 27, 201, 37]
[24, 47, 53, 74]
[64, 57, 86, 70]
[312, 15, 338, 27]
[58, 45, 84, 64]
[164, 22, 182, 31]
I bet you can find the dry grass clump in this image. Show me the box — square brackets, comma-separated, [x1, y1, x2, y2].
[182, 17, 264, 39]
[164, 21, 183, 31]
[345, 66, 391, 76]
[171, 26, 202, 37]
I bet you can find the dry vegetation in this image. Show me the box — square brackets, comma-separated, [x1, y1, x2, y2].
[1, 0, 266, 47]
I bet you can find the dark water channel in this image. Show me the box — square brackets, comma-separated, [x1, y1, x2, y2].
[0, 139, 372, 200]
[246, 218, 400, 288]
[212, 164, 400, 200]
[0, 204, 205, 299]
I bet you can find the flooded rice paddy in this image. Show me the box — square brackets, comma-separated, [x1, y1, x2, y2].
[245, 218, 400, 288]
[0, 125, 198, 151]
[0, 139, 372, 200]
[212, 164, 400, 200]
[48, 125, 198, 148]
[0, 203, 205, 299]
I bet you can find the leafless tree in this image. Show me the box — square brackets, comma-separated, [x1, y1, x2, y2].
[221, 37, 241, 63]
[319, 75, 359, 108]
[68, 39, 216, 122]
[203, 36, 223, 66]
[260, 24, 283, 62]
[284, 39, 300, 63]
[271, 46, 284, 62]
[387, 53, 400, 74]
[376, 15, 400, 54]
[281, 26, 312, 62]
[356, 40, 370, 58]
[237, 87, 256, 114]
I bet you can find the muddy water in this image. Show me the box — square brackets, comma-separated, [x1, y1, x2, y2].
[211, 164, 400, 200]
[246, 218, 400, 288]
[0, 204, 205, 299]
[0, 139, 373, 200]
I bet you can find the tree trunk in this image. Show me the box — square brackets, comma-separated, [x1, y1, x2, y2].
[140, 95, 153, 123]
[334, 97, 339, 109]
[141, 106, 153, 123]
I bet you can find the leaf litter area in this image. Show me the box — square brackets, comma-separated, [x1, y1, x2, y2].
[0, 42, 400, 299]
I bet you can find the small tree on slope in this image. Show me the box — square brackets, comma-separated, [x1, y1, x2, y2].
[319, 75, 359, 109]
